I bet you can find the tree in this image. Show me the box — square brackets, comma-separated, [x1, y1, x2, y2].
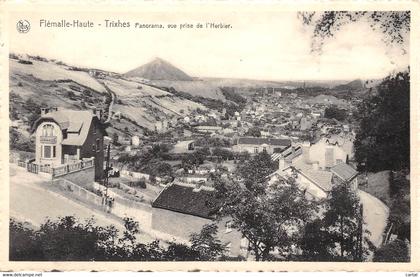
[181, 150, 206, 171]
[323, 183, 367, 261]
[354, 71, 409, 172]
[373, 239, 410, 262]
[214, 175, 317, 261]
[300, 219, 335, 261]
[236, 151, 277, 194]
[189, 223, 226, 260]
[324, 105, 347, 121]
[10, 216, 227, 261]
[36, 216, 119, 261]
[298, 11, 410, 55]
[212, 147, 234, 160]
[9, 219, 43, 261]
[163, 242, 199, 261]
[112, 133, 119, 145]
[388, 170, 410, 241]
[245, 126, 261, 137]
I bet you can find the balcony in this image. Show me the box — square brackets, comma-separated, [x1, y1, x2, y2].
[40, 136, 57, 144]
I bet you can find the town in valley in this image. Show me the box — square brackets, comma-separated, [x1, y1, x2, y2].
[8, 11, 410, 263]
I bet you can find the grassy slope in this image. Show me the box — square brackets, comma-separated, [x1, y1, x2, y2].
[104, 77, 207, 129]
[359, 170, 391, 207]
[9, 57, 209, 137]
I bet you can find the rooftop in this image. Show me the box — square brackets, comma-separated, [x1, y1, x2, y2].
[33, 108, 100, 146]
[237, 137, 291, 147]
[152, 183, 221, 219]
[331, 162, 358, 182]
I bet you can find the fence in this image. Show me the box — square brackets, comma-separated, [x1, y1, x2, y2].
[55, 178, 150, 222]
[14, 157, 95, 178]
[120, 169, 162, 183]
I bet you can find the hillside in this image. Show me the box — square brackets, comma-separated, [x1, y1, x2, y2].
[8, 55, 208, 141]
[125, 58, 193, 81]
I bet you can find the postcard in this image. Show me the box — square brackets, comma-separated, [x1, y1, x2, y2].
[0, 0, 418, 272]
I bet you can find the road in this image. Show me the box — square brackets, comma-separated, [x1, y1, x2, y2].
[9, 164, 183, 244]
[10, 165, 125, 229]
[358, 189, 390, 248]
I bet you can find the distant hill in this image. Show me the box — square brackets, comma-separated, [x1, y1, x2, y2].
[124, 58, 193, 81]
[333, 79, 364, 91]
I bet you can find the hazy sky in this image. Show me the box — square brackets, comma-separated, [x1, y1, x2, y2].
[9, 9, 409, 81]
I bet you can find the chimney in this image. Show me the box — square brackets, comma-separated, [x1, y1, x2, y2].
[41, 108, 49, 116]
[92, 107, 102, 120]
[279, 157, 286, 171]
[302, 141, 311, 162]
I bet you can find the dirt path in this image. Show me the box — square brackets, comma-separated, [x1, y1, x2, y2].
[95, 79, 115, 123]
[358, 189, 390, 248]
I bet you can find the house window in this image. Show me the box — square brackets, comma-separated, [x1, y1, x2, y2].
[52, 146, 56, 158]
[92, 143, 96, 152]
[43, 145, 52, 158]
[254, 147, 259, 153]
[224, 242, 232, 256]
[42, 124, 54, 136]
[262, 146, 267, 153]
[225, 221, 233, 233]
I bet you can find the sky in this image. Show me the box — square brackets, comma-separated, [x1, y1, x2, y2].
[8, 8, 410, 81]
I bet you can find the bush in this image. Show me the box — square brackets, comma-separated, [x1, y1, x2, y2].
[324, 105, 347, 121]
[131, 178, 147, 189]
[373, 239, 409, 262]
[18, 60, 33, 65]
[9, 53, 19, 60]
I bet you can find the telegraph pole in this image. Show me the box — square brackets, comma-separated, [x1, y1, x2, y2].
[104, 144, 111, 199]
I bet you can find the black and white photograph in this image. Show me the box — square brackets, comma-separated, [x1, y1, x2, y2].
[2, 2, 416, 271]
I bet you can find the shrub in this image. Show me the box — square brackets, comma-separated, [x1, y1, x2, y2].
[131, 178, 147, 189]
[18, 60, 33, 65]
[9, 53, 19, 60]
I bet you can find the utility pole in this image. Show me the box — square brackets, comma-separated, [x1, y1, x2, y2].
[104, 144, 111, 200]
[356, 203, 364, 261]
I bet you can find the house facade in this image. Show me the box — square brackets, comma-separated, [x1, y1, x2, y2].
[233, 137, 291, 154]
[33, 107, 105, 180]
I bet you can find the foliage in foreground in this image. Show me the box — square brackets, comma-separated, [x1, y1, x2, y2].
[373, 239, 410, 262]
[9, 216, 226, 261]
[354, 71, 409, 172]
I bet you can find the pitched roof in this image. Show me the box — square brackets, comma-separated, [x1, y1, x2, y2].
[152, 184, 220, 219]
[171, 140, 195, 153]
[34, 109, 97, 146]
[271, 146, 302, 162]
[238, 137, 291, 147]
[331, 162, 358, 181]
[299, 169, 333, 192]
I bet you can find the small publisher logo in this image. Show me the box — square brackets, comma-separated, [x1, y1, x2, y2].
[16, 20, 30, 33]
